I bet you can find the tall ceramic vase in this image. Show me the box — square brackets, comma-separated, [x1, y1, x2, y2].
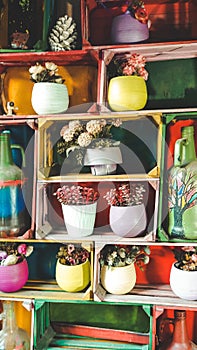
[100, 263, 136, 295]
[168, 126, 197, 240]
[61, 202, 97, 237]
[56, 259, 90, 292]
[108, 76, 147, 111]
[109, 203, 147, 237]
[31, 82, 69, 114]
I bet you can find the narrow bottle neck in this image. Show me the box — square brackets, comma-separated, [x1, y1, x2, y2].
[0, 133, 14, 166]
[181, 127, 196, 165]
[2, 301, 18, 332]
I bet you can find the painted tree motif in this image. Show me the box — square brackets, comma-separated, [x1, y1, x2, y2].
[168, 166, 197, 238]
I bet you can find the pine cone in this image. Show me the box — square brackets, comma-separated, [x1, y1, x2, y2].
[48, 15, 77, 51]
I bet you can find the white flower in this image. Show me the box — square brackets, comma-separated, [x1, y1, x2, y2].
[78, 132, 93, 147]
[112, 118, 122, 127]
[29, 64, 44, 75]
[86, 120, 103, 135]
[45, 62, 58, 71]
[63, 129, 75, 142]
[68, 120, 82, 132]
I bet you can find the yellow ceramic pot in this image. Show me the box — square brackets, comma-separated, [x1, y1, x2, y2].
[55, 259, 90, 292]
[100, 263, 136, 295]
[108, 75, 147, 111]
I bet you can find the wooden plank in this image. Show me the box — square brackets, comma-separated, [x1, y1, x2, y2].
[51, 323, 149, 345]
[49, 334, 148, 349]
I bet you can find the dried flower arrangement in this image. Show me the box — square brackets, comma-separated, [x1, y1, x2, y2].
[100, 244, 150, 269]
[53, 184, 99, 205]
[104, 183, 146, 206]
[57, 118, 122, 165]
[108, 53, 148, 81]
[56, 244, 90, 266]
[29, 62, 65, 83]
[173, 246, 197, 271]
[0, 243, 33, 266]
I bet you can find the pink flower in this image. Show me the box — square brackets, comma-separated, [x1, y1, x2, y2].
[17, 244, 27, 255]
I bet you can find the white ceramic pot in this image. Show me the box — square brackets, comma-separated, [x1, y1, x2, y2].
[31, 82, 69, 114]
[170, 262, 197, 300]
[56, 259, 90, 292]
[100, 263, 136, 295]
[109, 203, 147, 237]
[61, 202, 97, 237]
[84, 147, 122, 175]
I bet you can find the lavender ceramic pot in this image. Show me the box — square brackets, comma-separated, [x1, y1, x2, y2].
[0, 259, 29, 292]
[111, 11, 149, 44]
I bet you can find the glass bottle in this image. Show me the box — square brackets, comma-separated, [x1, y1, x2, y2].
[0, 301, 30, 349]
[168, 125, 197, 240]
[0, 130, 26, 237]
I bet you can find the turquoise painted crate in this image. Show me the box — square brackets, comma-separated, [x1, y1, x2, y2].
[33, 300, 153, 349]
[158, 112, 197, 242]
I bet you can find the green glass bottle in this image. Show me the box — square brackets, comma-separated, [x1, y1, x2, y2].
[0, 130, 26, 237]
[168, 125, 197, 240]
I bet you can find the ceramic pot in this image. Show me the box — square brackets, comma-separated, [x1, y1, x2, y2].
[108, 76, 147, 111]
[170, 262, 197, 300]
[100, 263, 136, 295]
[31, 82, 69, 115]
[61, 202, 97, 237]
[111, 11, 149, 44]
[0, 259, 28, 292]
[109, 203, 147, 237]
[56, 259, 90, 292]
[84, 147, 122, 176]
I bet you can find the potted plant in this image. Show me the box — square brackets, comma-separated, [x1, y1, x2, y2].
[55, 243, 91, 292]
[111, 0, 150, 44]
[170, 246, 197, 300]
[107, 53, 148, 111]
[0, 242, 33, 292]
[53, 184, 99, 237]
[104, 182, 147, 237]
[99, 244, 150, 295]
[57, 118, 123, 175]
[29, 61, 69, 114]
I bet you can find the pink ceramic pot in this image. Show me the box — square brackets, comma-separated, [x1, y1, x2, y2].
[0, 259, 29, 292]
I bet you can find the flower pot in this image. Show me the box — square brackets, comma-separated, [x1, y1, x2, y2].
[111, 11, 149, 44]
[84, 147, 122, 175]
[109, 203, 147, 237]
[56, 259, 90, 292]
[108, 76, 148, 111]
[31, 82, 69, 115]
[0, 259, 28, 292]
[170, 262, 197, 300]
[100, 263, 136, 295]
[61, 202, 97, 237]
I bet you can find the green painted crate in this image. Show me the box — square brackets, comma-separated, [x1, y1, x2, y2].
[158, 111, 197, 242]
[33, 300, 153, 349]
